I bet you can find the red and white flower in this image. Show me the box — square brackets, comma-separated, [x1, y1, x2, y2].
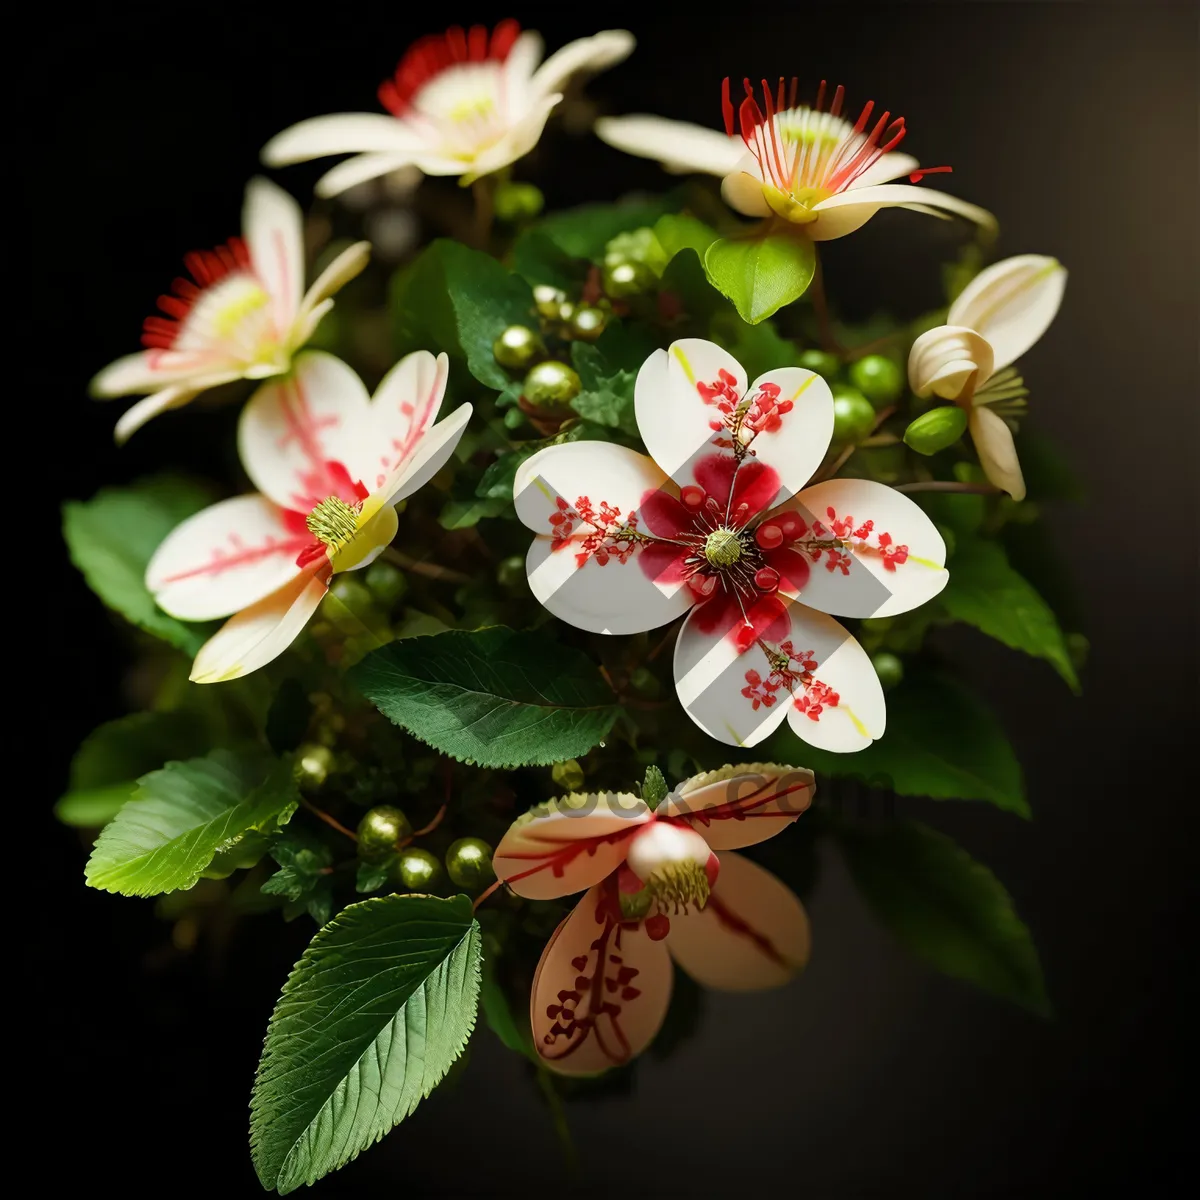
[91, 179, 369, 444]
[493, 764, 816, 1075]
[146, 351, 469, 683]
[597, 78, 993, 240]
[262, 21, 634, 196]
[514, 339, 949, 751]
[909, 255, 1067, 501]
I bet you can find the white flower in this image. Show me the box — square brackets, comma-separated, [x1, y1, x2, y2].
[492, 764, 816, 1075]
[146, 351, 469, 683]
[908, 255, 1067, 500]
[90, 179, 369, 444]
[262, 21, 634, 196]
[597, 77, 993, 240]
[513, 339, 950, 752]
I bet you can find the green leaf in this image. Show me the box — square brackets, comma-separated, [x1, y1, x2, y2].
[355, 859, 393, 894]
[474, 421, 612, 502]
[348, 627, 621, 768]
[438, 496, 511, 529]
[63, 475, 214, 652]
[771, 672, 1026, 815]
[250, 895, 482, 1193]
[569, 341, 637, 434]
[56, 710, 211, 827]
[530, 197, 679, 261]
[704, 231, 816, 323]
[659, 248, 730, 325]
[479, 935, 536, 1059]
[391, 240, 533, 390]
[835, 820, 1049, 1015]
[511, 228, 589, 290]
[709, 311, 798, 379]
[653, 213, 718, 263]
[941, 538, 1080, 691]
[85, 751, 298, 896]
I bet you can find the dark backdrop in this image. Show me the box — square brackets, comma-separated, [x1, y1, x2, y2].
[30, 3, 1197, 1197]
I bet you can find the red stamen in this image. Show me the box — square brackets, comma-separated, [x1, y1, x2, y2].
[909, 165, 953, 182]
[721, 76, 735, 137]
[140, 237, 251, 350]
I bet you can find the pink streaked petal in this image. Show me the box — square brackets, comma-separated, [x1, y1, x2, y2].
[380, 400, 471, 507]
[692, 454, 783, 527]
[242, 177, 305, 330]
[532, 882, 673, 1076]
[740, 366, 835, 496]
[367, 350, 450, 491]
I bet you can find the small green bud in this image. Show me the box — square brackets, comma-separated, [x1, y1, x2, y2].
[871, 651, 905, 691]
[604, 228, 667, 273]
[324, 576, 389, 639]
[603, 260, 655, 297]
[903, 405, 969, 455]
[357, 805, 412, 860]
[832, 386, 876, 443]
[445, 837, 495, 891]
[849, 354, 904, 406]
[551, 759, 586, 791]
[533, 285, 567, 318]
[568, 305, 607, 341]
[1066, 632, 1090, 670]
[294, 743, 334, 790]
[641, 765, 669, 807]
[523, 360, 581, 408]
[494, 180, 544, 222]
[629, 666, 660, 697]
[364, 559, 407, 608]
[395, 847, 442, 891]
[798, 348, 840, 379]
[503, 406, 528, 430]
[496, 555, 526, 591]
[493, 324, 545, 371]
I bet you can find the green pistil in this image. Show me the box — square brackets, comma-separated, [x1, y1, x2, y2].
[306, 496, 361, 551]
[705, 528, 743, 568]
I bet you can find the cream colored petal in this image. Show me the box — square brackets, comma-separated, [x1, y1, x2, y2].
[529, 30, 634, 98]
[853, 151, 920, 187]
[113, 377, 239, 444]
[466, 93, 561, 178]
[90, 352, 206, 399]
[809, 184, 996, 242]
[262, 113, 423, 165]
[969, 407, 1026, 501]
[243, 177, 305, 329]
[594, 115, 744, 176]
[907, 325, 996, 400]
[294, 241, 370, 329]
[720, 169, 772, 218]
[314, 152, 420, 198]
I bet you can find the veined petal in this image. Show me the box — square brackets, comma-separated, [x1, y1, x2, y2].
[465, 92, 560, 179]
[493, 792, 651, 900]
[594, 115, 744, 176]
[720, 169, 772, 218]
[294, 241, 370, 330]
[532, 883, 672, 1076]
[363, 350, 449, 492]
[665, 851, 810, 990]
[529, 30, 634, 99]
[515, 442, 693, 636]
[661, 763, 816, 850]
[853, 151, 920, 188]
[262, 113, 423, 165]
[948, 254, 1066, 372]
[243, 177, 305, 330]
[970, 407, 1026, 501]
[742, 367, 835, 496]
[146, 495, 311, 621]
[190, 568, 328, 684]
[238, 351, 373, 513]
[809, 184, 996, 242]
[380, 401, 471, 507]
[908, 325, 996, 400]
[774, 479, 948, 618]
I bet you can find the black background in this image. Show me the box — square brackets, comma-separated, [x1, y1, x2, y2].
[30, 3, 1197, 1196]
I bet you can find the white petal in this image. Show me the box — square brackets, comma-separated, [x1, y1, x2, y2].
[294, 241, 370, 330]
[970, 407, 1026, 501]
[742, 366, 835, 495]
[529, 30, 634, 98]
[503, 29, 545, 91]
[238, 352, 373, 512]
[362, 350, 449, 492]
[948, 254, 1066, 372]
[381, 401, 472, 507]
[665, 851, 810, 990]
[146, 495, 311, 621]
[809, 183, 996, 242]
[907, 325, 996, 400]
[515, 442, 693, 636]
[262, 113, 423, 165]
[532, 884, 672, 1076]
[720, 169, 772, 218]
[313, 153, 419, 198]
[113, 385, 202, 444]
[90, 352, 205, 398]
[466, 92, 560, 178]
[243, 177, 305, 330]
[661, 763, 816, 850]
[493, 793, 651, 900]
[853, 151, 920, 188]
[774, 479, 949, 618]
[594, 115, 744, 176]
[190, 569, 328, 684]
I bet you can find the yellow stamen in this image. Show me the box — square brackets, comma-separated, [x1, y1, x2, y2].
[306, 496, 362, 552]
[642, 860, 710, 912]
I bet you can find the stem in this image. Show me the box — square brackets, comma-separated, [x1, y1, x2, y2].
[646, 623, 679, 663]
[815, 405, 896, 482]
[300, 797, 357, 842]
[536, 1068, 579, 1177]
[843, 330, 906, 362]
[382, 546, 472, 585]
[471, 176, 495, 251]
[895, 480, 1002, 495]
[401, 803, 447, 845]
[810, 249, 840, 354]
[471, 878, 504, 913]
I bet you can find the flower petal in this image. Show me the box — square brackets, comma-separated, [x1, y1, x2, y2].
[948, 254, 1066, 372]
[742, 366, 835, 496]
[295, 241, 370, 330]
[515, 442, 693, 635]
[381, 401, 472, 507]
[532, 883, 672, 1076]
[362, 350, 449, 492]
[529, 30, 634, 98]
[313, 152, 420, 198]
[907, 325, 995, 400]
[773, 479, 949, 617]
[661, 763, 816, 850]
[502, 29, 545, 91]
[243, 177, 304, 330]
[720, 166, 772, 218]
[147, 494, 312, 621]
[262, 113, 423, 165]
[190, 568, 328, 684]
[91, 352, 206, 399]
[113, 384, 201, 444]
[809, 184, 996, 242]
[238, 351, 373, 512]
[970, 407, 1026, 501]
[465, 92, 561, 179]
[594, 115, 744, 176]
[493, 793, 651, 900]
[665, 851, 810, 990]
[854, 151, 920, 187]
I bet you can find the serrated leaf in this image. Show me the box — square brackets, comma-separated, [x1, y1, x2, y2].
[704, 231, 816, 323]
[941, 538, 1080, 691]
[771, 672, 1027, 816]
[250, 895, 482, 1193]
[348, 627, 621, 768]
[569, 341, 637, 434]
[836, 819, 1050, 1015]
[355, 859, 393, 894]
[63, 475, 214, 652]
[85, 751, 297, 896]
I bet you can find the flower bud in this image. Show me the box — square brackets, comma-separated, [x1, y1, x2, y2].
[568, 305, 607, 341]
[604, 228, 666, 273]
[533, 285, 567, 318]
[903, 405, 968, 456]
[871, 651, 904, 691]
[364, 559, 407, 608]
[357, 805, 412, 860]
[396, 847, 441, 891]
[496, 555, 526, 591]
[603, 260, 655, 297]
[494, 181, 544, 222]
[294, 743, 334, 791]
[798, 348, 840, 379]
[849, 354, 904, 406]
[445, 837, 496, 890]
[493, 324, 545, 371]
[832, 386, 876, 443]
[551, 759, 585, 791]
[523, 361, 581, 408]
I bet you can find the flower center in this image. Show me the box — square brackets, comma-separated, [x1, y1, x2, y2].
[625, 822, 716, 916]
[639, 860, 711, 912]
[306, 496, 363, 552]
[704, 527, 744, 568]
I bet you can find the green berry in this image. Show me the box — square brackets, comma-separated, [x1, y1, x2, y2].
[324, 576, 389, 638]
[294, 743, 334, 790]
[832, 386, 876, 443]
[629, 666, 660, 697]
[395, 847, 442, 891]
[798, 348, 840, 379]
[569, 305, 607, 341]
[849, 354, 904, 406]
[603, 260, 654, 297]
[494, 181, 544, 222]
[493, 324, 545, 371]
[364, 559, 407, 608]
[871, 652, 905, 691]
[523, 360, 581, 408]
[445, 837, 495, 891]
[357, 805, 412, 860]
[903, 406, 968, 456]
[552, 759, 586, 791]
[496, 555, 526, 591]
[533, 285, 567, 319]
